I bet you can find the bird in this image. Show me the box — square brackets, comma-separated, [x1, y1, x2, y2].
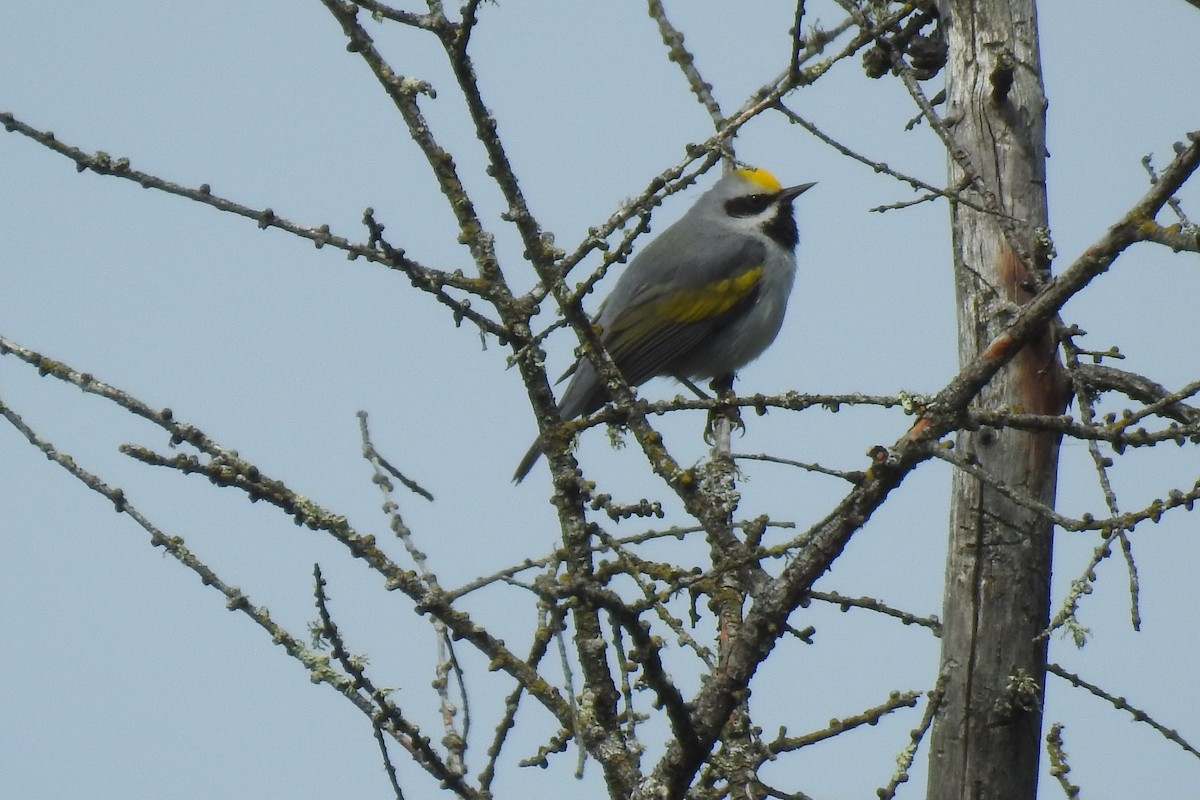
[513, 165, 815, 483]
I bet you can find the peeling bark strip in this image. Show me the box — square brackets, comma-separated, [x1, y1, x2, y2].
[929, 2, 1065, 800]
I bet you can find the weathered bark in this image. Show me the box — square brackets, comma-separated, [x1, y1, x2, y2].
[928, 2, 1068, 799]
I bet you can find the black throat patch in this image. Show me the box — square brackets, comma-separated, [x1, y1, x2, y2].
[762, 202, 798, 250]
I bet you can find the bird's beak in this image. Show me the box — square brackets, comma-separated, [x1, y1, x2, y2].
[779, 181, 817, 202]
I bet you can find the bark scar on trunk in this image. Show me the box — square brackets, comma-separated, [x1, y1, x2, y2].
[998, 242, 1069, 473]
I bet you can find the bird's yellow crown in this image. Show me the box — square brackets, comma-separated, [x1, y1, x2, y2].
[733, 166, 783, 193]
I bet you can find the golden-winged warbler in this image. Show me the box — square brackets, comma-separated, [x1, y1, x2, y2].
[514, 165, 814, 483]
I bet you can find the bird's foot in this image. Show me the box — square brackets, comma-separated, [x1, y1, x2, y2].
[703, 375, 743, 445]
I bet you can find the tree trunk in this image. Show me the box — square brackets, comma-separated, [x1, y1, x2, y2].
[928, 2, 1067, 799]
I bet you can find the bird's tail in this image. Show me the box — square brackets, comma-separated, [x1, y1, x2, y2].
[513, 358, 603, 484]
[512, 437, 544, 484]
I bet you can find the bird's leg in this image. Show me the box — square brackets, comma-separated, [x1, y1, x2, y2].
[678, 376, 711, 400]
[704, 373, 744, 445]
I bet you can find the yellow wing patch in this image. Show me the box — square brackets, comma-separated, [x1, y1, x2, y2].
[653, 265, 765, 323]
[734, 166, 782, 193]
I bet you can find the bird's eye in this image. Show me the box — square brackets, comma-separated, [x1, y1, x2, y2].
[725, 193, 774, 217]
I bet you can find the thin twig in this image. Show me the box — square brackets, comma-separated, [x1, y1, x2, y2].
[808, 590, 941, 633]
[646, 0, 724, 126]
[0, 111, 505, 339]
[774, 102, 994, 215]
[1045, 723, 1083, 799]
[877, 673, 948, 800]
[767, 689, 922, 753]
[1048, 663, 1200, 759]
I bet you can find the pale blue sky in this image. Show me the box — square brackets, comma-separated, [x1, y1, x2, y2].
[2, 3, 1198, 798]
